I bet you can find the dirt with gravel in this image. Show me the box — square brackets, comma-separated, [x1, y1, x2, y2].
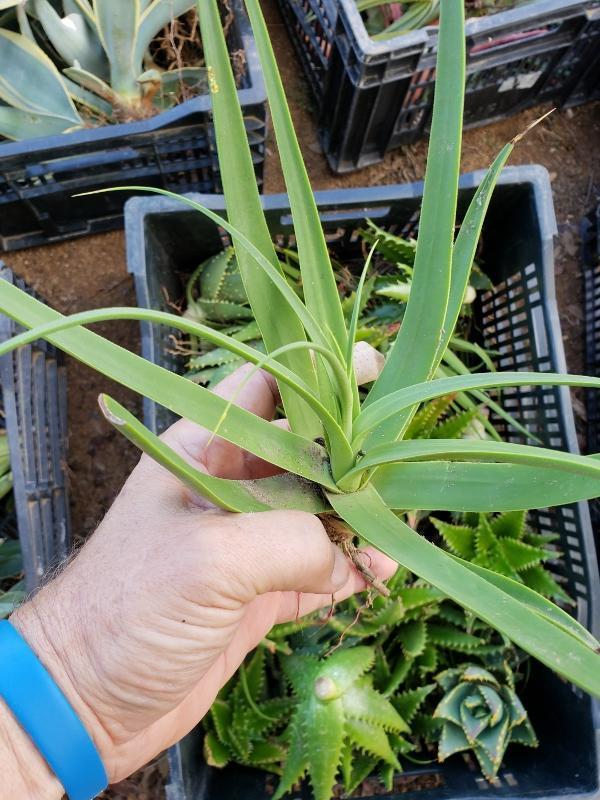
[1, 0, 598, 796]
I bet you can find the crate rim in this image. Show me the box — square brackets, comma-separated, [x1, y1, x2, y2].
[0, 0, 266, 163]
[334, 0, 599, 57]
[125, 163, 600, 800]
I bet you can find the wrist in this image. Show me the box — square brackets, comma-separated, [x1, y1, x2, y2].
[10, 592, 117, 782]
[0, 693, 63, 799]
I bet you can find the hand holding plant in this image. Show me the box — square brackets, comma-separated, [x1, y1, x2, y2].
[6, 362, 395, 788]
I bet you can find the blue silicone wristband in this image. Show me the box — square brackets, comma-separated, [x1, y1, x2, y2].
[0, 620, 108, 800]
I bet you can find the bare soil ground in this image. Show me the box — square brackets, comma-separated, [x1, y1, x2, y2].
[2, 0, 598, 795]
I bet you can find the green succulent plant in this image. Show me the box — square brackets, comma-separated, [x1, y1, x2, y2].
[202, 648, 292, 774]
[183, 247, 263, 387]
[434, 664, 537, 779]
[432, 511, 572, 605]
[206, 566, 526, 792]
[274, 646, 411, 800]
[0, 0, 206, 139]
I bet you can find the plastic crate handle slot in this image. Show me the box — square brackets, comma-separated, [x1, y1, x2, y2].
[26, 147, 142, 180]
[280, 206, 392, 227]
[469, 24, 557, 56]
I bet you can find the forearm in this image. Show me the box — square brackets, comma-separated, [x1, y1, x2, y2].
[0, 696, 63, 800]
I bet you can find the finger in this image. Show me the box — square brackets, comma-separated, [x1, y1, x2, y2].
[353, 341, 385, 385]
[274, 547, 398, 623]
[159, 366, 282, 479]
[205, 511, 353, 600]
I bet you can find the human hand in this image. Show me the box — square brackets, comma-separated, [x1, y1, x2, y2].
[10, 348, 395, 791]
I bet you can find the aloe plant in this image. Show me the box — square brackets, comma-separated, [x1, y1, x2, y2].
[0, 0, 599, 704]
[275, 646, 411, 800]
[182, 229, 481, 388]
[0, 0, 206, 139]
[205, 566, 531, 793]
[434, 665, 537, 779]
[432, 511, 572, 605]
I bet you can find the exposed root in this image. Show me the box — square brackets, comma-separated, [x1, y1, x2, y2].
[320, 514, 390, 598]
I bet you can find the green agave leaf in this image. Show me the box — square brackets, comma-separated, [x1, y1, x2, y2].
[396, 619, 427, 659]
[94, 0, 140, 96]
[63, 65, 116, 103]
[99, 394, 327, 513]
[438, 721, 471, 760]
[365, 3, 464, 424]
[67, 0, 96, 24]
[197, 0, 322, 438]
[33, 0, 107, 76]
[329, 485, 600, 696]
[63, 75, 113, 117]
[373, 460, 600, 512]
[492, 509, 527, 540]
[15, 4, 35, 41]
[0, 280, 334, 488]
[353, 370, 600, 445]
[0, 28, 82, 122]
[0, 106, 76, 139]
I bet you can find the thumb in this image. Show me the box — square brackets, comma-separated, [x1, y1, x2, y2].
[207, 510, 351, 599]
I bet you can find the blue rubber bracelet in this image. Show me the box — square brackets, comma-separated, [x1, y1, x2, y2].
[0, 620, 108, 800]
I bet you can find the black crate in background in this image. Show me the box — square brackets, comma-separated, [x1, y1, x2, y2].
[0, 0, 266, 252]
[276, 0, 600, 172]
[582, 202, 600, 531]
[125, 166, 599, 800]
[0, 266, 70, 592]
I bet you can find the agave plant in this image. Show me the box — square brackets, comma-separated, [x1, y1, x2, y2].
[0, 0, 206, 139]
[0, 1, 599, 701]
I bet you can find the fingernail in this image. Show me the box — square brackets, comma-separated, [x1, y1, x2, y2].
[330, 545, 350, 589]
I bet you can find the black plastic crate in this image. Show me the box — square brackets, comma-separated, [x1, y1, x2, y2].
[276, 0, 600, 172]
[0, 266, 70, 592]
[0, 0, 266, 252]
[125, 165, 599, 800]
[582, 201, 600, 531]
